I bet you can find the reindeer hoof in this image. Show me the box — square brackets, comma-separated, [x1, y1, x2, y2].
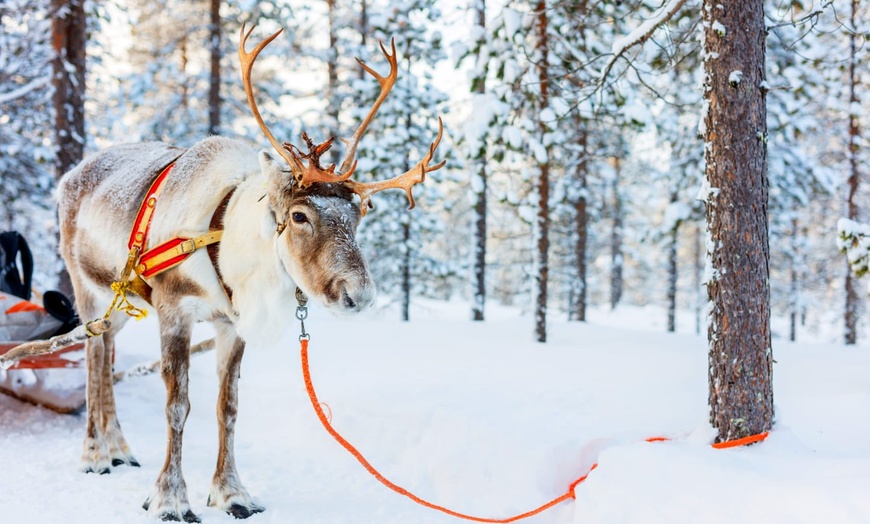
[227, 503, 265, 519]
[207, 491, 264, 519]
[157, 509, 201, 523]
[111, 457, 140, 467]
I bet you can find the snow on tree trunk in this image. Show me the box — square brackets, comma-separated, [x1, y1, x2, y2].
[208, 0, 221, 136]
[703, 0, 773, 442]
[789, 218, 799, 342]
[572, 126, 588, 322]
[533, 1, 550, 343]
[693, 223, 703, 335]
[401, 217, 411, 322]
[609, 156, 623, 311]
[52, 0, 86, 297]
[325, 0, 340, 164]
[666, 193, 679, 333]
[471, 0, 487, 322]
[844, 0, 861, 345]
[51, 0, 86, 179]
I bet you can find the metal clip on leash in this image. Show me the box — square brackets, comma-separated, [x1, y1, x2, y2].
[295, 287, 309, 341]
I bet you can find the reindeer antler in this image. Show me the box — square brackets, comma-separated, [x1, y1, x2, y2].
[344, 118, 446, 217]
[337, 40, 399, 175]
[238, 24, 305, 176]
[239, 26, 445, 208]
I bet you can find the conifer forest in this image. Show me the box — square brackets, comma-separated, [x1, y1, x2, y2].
[2, 1, 870, 440]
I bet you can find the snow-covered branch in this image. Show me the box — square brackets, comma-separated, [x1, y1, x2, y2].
[0, 75, 51, 105]
[838, 218, 870, 278]
[598, 0, 690, 86]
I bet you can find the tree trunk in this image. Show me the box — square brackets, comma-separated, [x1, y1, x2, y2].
[325, 0, 340, 163]
[471, 0, 487, 322]
[693, 222, 703, 335]
[666, 196, 679, 333]
[703, 0, 774, 442]
[52, 0, 86, 179]
[789, 217, 799, 342]
[208, 0, 221, 136]
[400, 217, 411, 322]
[533, 1, 550, 343]
[359, 0, 368, 78]
[180, 34, 189, 110]
[572, 126, 588, 322]
[609, 156, 623, 310]
[52, 0, 86, 297]
[844, 0, 860, 345]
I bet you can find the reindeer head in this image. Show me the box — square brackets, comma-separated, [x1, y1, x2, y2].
[239, 25, 445, 314]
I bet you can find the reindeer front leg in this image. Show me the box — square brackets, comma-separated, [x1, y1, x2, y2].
[207, 321, 264, 518]
[143, 311, 199, 523]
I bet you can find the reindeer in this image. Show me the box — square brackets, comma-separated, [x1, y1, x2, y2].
[55, 25, 444, 522]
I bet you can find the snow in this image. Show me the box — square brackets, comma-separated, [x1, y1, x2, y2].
[2, 300, 869, 524]
[728, 70, 743, 85]
[610, 0, 686, 58]
[0, 75, 51, 104]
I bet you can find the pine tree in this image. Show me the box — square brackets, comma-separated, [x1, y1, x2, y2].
[0, 0, 59, 289]
[844, 0, 862, 345]
[350, 0, 452, 321]
[702, 0, 773, 442]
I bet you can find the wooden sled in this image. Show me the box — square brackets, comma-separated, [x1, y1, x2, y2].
[0, 332, 216, 414]
[0, 341, 86, 413]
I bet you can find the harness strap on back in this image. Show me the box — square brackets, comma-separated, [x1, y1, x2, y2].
[114, 157, 235, 310]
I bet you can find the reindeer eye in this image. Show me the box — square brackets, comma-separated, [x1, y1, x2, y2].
[292, 212, 308, 224]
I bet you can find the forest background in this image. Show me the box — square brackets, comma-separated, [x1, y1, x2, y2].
[1, 0, 868, 349]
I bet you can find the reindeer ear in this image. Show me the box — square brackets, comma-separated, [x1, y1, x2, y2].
[259, 150, 293, 190]
[259, 150, 294, 219]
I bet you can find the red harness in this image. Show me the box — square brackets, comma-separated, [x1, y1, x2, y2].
[124, 160, 233, 301]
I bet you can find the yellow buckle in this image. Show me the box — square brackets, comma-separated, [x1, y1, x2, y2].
[178, 239, 197, 254]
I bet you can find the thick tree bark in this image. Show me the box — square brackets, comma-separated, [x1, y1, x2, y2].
[208, 0, 221, 136]
[52, 0, 86, 179]
[533, 1, 550, 343]
[471, 0, 487, 322]
[52, 0, 86, 298]
[844, 0, 860, 345]
[703, 0, 774, 442]
[609, 156, 623, 310]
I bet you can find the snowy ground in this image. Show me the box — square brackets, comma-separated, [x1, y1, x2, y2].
[1, 300, 869, 524]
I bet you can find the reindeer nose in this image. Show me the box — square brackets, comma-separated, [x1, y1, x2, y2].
[339, 281, 375, 312]
[342, 290, 356, 309]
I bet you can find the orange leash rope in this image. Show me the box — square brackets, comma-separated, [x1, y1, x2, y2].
[300, 338, 769, 522]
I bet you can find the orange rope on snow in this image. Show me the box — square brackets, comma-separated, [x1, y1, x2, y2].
[300, 338, 769, 523]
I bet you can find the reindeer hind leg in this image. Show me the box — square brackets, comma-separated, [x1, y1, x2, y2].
[72, 287, 115, 475]
[98, 321, 140, 467]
